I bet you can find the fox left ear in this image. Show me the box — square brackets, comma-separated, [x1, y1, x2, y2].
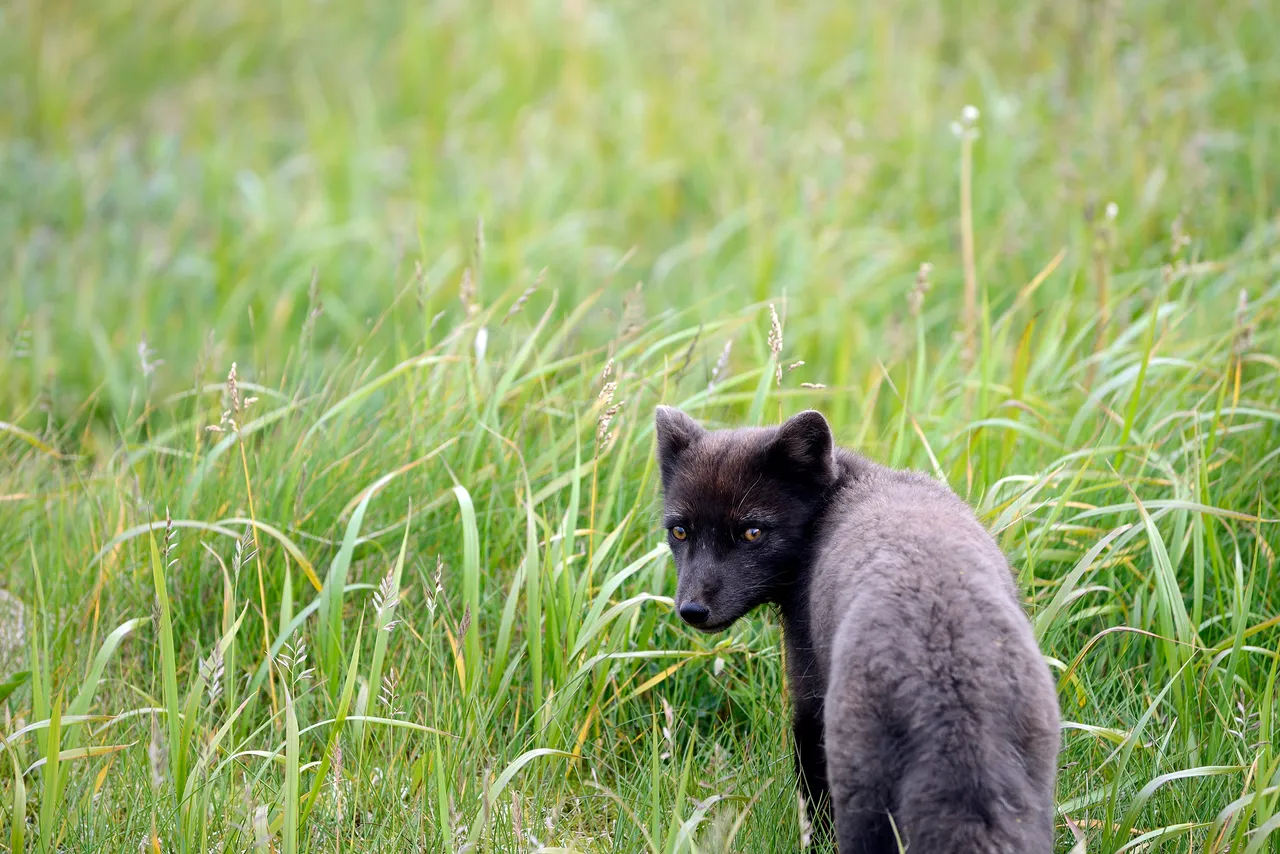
[768, 410, 837, 486]
[654, 406, 706, 486]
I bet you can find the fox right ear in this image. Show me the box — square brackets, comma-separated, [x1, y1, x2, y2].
[654, 406, 705, 481]
[768, 409, 837, 486]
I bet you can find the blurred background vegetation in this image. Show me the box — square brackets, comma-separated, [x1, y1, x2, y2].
[1, 0, 1278, 850]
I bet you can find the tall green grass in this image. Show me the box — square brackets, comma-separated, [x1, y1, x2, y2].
[1, 0, 1279, 850]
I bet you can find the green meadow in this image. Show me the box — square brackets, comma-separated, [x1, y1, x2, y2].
[2, 0, 1278, 850]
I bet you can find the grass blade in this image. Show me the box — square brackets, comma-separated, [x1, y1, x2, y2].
[318, 491, 373, 697]
[453, 485, 482, 695]
[148, 532, 185, 804]
[283, 684, 300, 854]
[37, 696, 61, 852]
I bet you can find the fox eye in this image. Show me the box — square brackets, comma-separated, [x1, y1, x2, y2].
[670, 526, 688, 541]
[742, 527, 763, 543]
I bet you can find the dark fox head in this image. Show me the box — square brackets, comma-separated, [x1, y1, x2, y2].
[654, 406, 840, 632]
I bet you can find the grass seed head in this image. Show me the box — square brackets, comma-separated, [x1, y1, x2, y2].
[459, 268, 479, 318]
[163, 508, 178, 571]
[909, 262, 934, 316]
[512, 792, 524, 844]
[708, 339, 733, 391]
[503, 270, 542, 324]
[205, 362, 256, 433]
[200, 645, 225, 706]
[148, 714, 167, 790]
[0, 591, 26, 673]
[659, 696, 675, 760]
[302, 267, 324, 340]
[597, 358, 621, 446]
[676, 324, 701, 375]
[380, 667, 401, 717]
[11, 319, 31, 359]
[797, 789, 813, 849]
[231, 527, 256, 577]
[276, 637, 313, 686]
[137, 336, 163, 379]
[620, 281, 645, 337]
[252, 804, 270, 851]
[374, 566, 401, 632]
[227, 362, 240, 413]
[458, 604, 472, 641]
[1234, 289, 1254, 354]
[331, 741, 345, 823]
[1171, 214, 1192, 257]
[951, 104, 981, 140]
[596, 400, 622, 446]
[768, 304, 783, 385]
[425, 555, 444, 615]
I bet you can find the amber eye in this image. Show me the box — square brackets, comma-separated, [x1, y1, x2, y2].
[671, 526, 688, 541]
[743, 527, 762, 542]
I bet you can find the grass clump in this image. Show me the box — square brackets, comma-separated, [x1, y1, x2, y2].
[1, 0, 1279, 850]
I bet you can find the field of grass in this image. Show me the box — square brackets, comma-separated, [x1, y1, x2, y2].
[2, 0, 1279, 850]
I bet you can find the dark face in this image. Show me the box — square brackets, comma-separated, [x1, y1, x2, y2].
[653, 407, 839, 632]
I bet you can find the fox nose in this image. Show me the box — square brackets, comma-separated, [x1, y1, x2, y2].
[678, 601, 710, 626]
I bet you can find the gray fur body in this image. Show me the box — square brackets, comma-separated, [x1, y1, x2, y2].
[653, 407, 1060, 853]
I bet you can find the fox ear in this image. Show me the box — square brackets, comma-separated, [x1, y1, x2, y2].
[654, 406, 705, 483]
[768, 410, 837, 485]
